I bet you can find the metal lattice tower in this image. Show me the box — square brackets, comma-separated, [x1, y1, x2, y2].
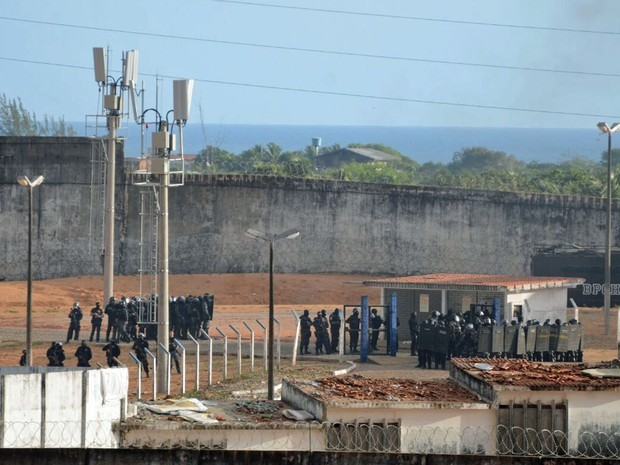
[88, 139, 107, 255]
[138, 188, 159, 323]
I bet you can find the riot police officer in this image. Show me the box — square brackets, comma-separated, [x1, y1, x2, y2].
[133, 333, 150, 377]
[75, 340, 92, 367]
[66, 302, 83, 343]
[299, 310, 312, 355]
[329, 308, 341, 353]
[346, 308, 360, 353]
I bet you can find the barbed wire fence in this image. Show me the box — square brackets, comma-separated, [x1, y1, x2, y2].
[4, 419, 615, 458]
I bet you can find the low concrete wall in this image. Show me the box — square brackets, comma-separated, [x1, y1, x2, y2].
[0, 366, 128, 448]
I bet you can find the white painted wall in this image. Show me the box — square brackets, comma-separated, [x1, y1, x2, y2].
[325, 403, 496, 455]
[508, 288, 569, 323]
[496, 387, 620, 454]
[0, 367, 127, 449]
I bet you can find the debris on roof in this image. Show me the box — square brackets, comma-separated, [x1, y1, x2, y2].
[452, 358, 620, 389]
[312, 374, 480, 402]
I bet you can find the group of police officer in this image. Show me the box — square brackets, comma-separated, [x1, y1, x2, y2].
[299, 306, 388, 355]
[409, 308, 584, 370]
[92, 293, 214, 345]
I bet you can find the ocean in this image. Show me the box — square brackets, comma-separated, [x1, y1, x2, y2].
[106, 124, 608, 165]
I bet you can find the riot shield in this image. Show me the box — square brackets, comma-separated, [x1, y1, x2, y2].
[434, 326, 450, 355]
[491, 326, 505, 354]
[556, 326, 569, 354]
[567, 325, 582, 352]
[504, 326, 518, 355]
[477, 326, 492, 354]
[535, 326, 551, 353]
[418, 324, 435, 352]
[515, 327, 526, 355]
[549, 326, 560, 352]
[525, 326, 537, 353]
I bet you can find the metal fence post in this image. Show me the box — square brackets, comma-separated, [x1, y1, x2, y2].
[173, 338, 186, 395]
[256, 319, 267, 370]
[291, 310, 300, 366]
[145, 349, 157, 400]
[129, 352, 142, 400]
[243, 322, 255, 372]
[216, 327, 228, 380]
[230, 324, 242, 376]
[188, 333, 200, 392]
[200, 329, 213, 386]
[158, 343, 171, 396]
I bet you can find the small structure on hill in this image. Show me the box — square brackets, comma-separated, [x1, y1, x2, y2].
[316, 147, 399, 168]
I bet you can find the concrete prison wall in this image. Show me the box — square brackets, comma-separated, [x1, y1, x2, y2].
[0, 137, 617, 281]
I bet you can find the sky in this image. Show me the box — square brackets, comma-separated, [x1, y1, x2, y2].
[1, 0, 620, 129]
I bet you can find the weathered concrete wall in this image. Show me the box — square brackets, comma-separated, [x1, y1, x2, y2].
[1, 137, 618, 281]
[0, 137, 123, 280]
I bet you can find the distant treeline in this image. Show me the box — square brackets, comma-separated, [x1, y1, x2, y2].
[191, 142, 617, 197]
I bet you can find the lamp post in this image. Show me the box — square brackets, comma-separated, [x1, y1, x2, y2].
[597, 122, 620, 338]
[17, 175, 44, 367]
[245, 228, 300, 400]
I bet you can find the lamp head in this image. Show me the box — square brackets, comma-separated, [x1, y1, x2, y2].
[17, 175, 44, 188]
[598, 122, 620, 134]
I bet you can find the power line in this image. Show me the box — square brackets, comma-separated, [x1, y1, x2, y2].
[3, 56, 616, 120]
[0, 16, 618, 78]
[210, 0, 620, 36]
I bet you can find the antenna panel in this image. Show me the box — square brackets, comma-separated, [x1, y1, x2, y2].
[173, 79, 194, 121]
[93, 47, 107, 83]
[123, 50, 139, 87]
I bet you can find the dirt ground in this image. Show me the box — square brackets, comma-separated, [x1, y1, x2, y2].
[0, 273, 617, 399]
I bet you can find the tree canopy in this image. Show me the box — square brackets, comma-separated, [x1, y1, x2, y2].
[186, 140, 615, 198]
[0, 94, 75, 137]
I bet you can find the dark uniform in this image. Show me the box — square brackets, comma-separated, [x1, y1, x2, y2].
[105, 297, 117, 342]
[299, 310, 312, 355]
[66, 303, 83, 343]
[19, 350, 27, 366]
[133, 334, 150, 377]
[90, 302, 103, 342]
[169, 337, 181, 374]
[370, 308, 383, 351]
[75, 341, 92, 367]
[103, 340, 121, 367]
[329, 308, 341, 353]
[345, 308, 360, 353]
[313, 312, 327, 355]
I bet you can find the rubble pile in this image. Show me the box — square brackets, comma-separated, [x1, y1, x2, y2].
[314, 374, 479, 402]
[452, 357, 620, 387]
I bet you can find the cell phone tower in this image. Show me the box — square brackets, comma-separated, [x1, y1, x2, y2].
[92, 47, 139, 305]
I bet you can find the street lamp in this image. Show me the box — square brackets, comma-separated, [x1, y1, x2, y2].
[245, 228, 300, 400]
[597, 122, 620, 338]
[17, 175, 44, 367]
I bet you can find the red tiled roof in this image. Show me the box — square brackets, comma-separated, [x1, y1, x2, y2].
[364, 273, 584, 291]
[313, 375, 481, 402]
[451, 358, 620, 390]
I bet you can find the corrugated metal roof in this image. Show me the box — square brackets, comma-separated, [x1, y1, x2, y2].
[345, 147, 400, 161]
[364, 273, 584, 292]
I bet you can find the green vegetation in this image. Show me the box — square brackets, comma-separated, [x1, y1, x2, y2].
[191, 142, 615, 197]
[0, 93, 75, 136]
